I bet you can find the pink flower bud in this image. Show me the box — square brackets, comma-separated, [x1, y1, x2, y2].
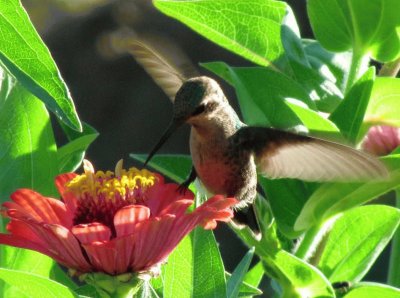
[362, 125, 400, 156]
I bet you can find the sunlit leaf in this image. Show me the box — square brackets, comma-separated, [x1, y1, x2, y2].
[163, 228, 227, 298]
[344, 282, 400, 298]
[155, 0, 287, 67]
[0, 269, 77, 298]
[295, 155, 400, 231]
[0, 0, 81, 130]
[318, 205, 400, 282]
[0, 66, 58, 297]
[365, 77, 400, 127]
[261, 250, 335, 298]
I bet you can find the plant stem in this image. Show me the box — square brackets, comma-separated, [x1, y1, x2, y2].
[293, 224, 322, 260]
[388, 189, 400, 287]
[345, 50, 369, 94]
[379, 57, 400, 77]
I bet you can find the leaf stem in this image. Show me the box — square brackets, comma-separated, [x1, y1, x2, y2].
[379, 57, 400, 77]
[345, 50, 369, 94]
[293, 224, 322, 260]
[388, 189, 400, 287]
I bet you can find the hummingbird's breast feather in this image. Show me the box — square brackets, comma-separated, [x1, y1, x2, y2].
[190, 130, 257, 204]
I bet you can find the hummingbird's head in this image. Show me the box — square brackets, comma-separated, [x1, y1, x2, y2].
[173, 76, 227, 123]
[144, 76, 227, 166]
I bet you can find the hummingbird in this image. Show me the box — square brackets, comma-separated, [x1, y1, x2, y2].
[118, 38, 388, 228]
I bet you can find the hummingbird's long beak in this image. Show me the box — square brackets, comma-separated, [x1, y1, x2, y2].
[144, 120, 182, 166]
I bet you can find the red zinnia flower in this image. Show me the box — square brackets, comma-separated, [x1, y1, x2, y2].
[0, 160, 236, 276]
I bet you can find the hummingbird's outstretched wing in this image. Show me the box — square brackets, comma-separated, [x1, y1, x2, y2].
[234, 127, 388, 181]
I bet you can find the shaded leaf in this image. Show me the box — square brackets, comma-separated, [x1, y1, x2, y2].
[307, 0, 400, 62]
[303, 40, 353, 94]
[57, 123, 99, 172]
[203, 62, 314, 128]
[227, 248, 255, 298]
[329, 67, 375, 143]
[243, 262, 264, 289]
[130, 154, 191, 183]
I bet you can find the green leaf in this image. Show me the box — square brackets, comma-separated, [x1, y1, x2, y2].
[303, 39, 353, 94]
[74, 285, 99, 298]
[262, 250, 334, 298]
[295, 156, 400, 231]
[260, 177, 318, 238]
[365, 77, 400, 127]
[243, 262, 264, 289]
[0, 269, 78, 298]
[284, 99, 341, 140]
[225, 272, 262, 297]
[329, 67, 375, 143]
[227, 248, 255, 298]
[0, 0, 81, 130]
[57, 123, 99, 172]
[307, 0, 400, 62]
[50, 264, 77, 290]
[130, 154, 191, 183]
[288, 60, 343, 113]
[0, 66, 58, 297]
[154, 0, 287, 67]
[343, 282, 400, 298]
[203, 62, 314, 128]
[163, 228, 227, 298]
[318, 205, 400, 282]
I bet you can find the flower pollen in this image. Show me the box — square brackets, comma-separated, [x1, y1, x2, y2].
[66, 160, 156, 228]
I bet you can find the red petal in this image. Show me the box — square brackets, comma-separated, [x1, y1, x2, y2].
[55, 173, 78, 214]
[184, 195, 237, 230]
[82, 234, 136, 275]
[34, 223, 92, 271]
[146, 183, 194, 216]
[72, 223, 111, 244]
[8, 189, 72, 227]
[130, 215, 176, 271]
[82, 241, 118, 274]
[157, 199, 193, 217]
[114, 205, 150, 237]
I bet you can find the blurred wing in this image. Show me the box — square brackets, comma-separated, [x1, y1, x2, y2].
[124, 40, 186, 101]
[235, 127, 388, 182]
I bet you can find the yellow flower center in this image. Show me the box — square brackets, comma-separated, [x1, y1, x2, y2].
[67, 160, 156, 202]
[66, 160, 158, 228]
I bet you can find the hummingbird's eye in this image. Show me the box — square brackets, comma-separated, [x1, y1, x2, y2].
[192, 104, 206, 116]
